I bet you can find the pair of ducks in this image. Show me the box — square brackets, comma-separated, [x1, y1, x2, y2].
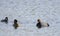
[1, 17, 19, 29]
